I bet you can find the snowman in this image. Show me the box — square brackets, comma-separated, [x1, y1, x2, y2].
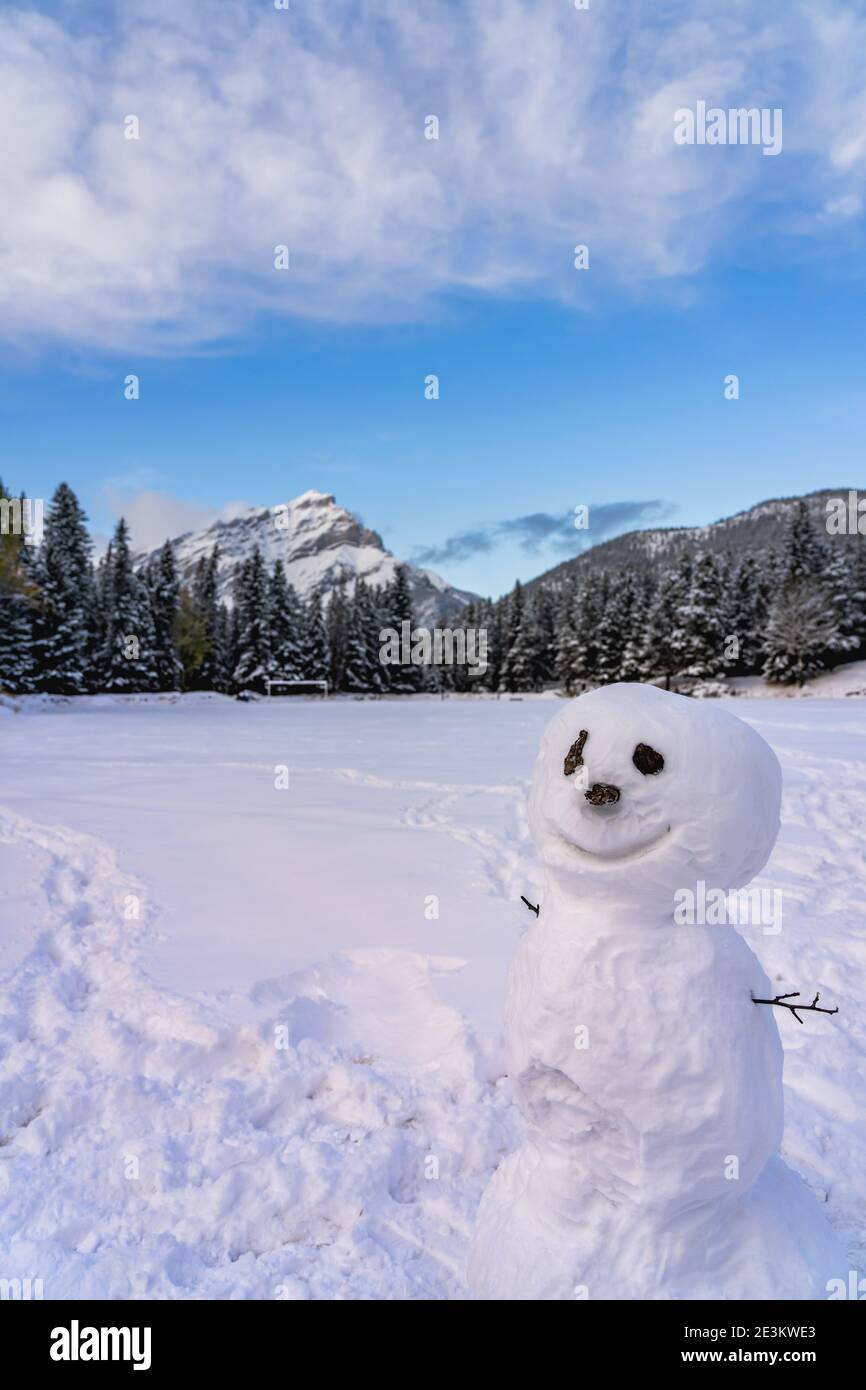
[468, 683, 843, 1300]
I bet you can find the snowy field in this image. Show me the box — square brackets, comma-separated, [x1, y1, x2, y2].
[0, 691, 864, 1299]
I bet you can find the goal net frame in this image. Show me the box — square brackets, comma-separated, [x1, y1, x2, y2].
[264, 678, 329, 698]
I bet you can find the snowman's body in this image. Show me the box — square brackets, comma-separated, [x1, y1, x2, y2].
[469, 684, 843, 1300]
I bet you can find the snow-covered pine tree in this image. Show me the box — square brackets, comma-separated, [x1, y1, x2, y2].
[100, 519, 159, 692]
[92, 542, 112, 676]
[532, 586, 556, 687]
[595, 569, 643, 685]
[477, 595, 502, 692]
[383, 565, 422, 693]
[0, 479, 36, 693]
[424, 622, 449, 694]
[343, 581, 374, 693]
[232, 547, 270, 692]
[355, 578, 385, 692]
[212, 603, 232, 692]
[762, 581, 841, 685]
[619, 570, 651, 682]
[475, 594, 494, 692]
[194, 547, 224, 690]
[498, 583, 523, 692]
[640, 561, 691, 689]
[781, 499, 828, 581]
[325, 582, 350, 691]
[266, 560, 304, 684]
[553, 577, 578, 691]
[761, 499, 850, 684]
[31, 482, 94, 694]
[223, 602, 240, 692]
[849, 540, 866, 660]
[501, 579, 523, 656]
[447, 601, 478, 693]
[144, 541, 183, 691]
[822, 546, 862, 666]
[499, 587, 540, 692]
[301, 587, 330, 684]
[723, 553, 762, 675]
[679, 550, 725, 680]
[176, 561, 209, 690]
[571, 571, 608, 687]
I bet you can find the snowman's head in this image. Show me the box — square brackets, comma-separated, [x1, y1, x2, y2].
[528, 683, 781, 910]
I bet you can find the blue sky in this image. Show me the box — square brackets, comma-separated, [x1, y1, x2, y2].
[2, 0, 865, 598]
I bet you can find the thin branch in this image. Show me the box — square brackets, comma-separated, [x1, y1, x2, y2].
[751, 990, 838, 1025]
[520, 895, 540, 917]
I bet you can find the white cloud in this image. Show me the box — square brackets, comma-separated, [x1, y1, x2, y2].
[1, 0, 864, 353]
[101, 486, 252, 553]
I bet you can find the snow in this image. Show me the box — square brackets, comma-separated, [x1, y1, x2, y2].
[727, 658, 866, 699]
[0, 692, 864, 1299]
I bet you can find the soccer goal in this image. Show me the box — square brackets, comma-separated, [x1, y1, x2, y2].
[264, 679, 328, 698]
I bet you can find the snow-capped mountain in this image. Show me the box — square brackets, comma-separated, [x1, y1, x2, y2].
[525, 487, 863, 594]
[139, 490, 478, 625]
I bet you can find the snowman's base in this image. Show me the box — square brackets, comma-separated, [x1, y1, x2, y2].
[468, 1145, 846, 1301]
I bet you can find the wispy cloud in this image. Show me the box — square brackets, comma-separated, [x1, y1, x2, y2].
[101, 486, 252, 554]
[2, 1, 865, 352]
[413, 500, 676, 567]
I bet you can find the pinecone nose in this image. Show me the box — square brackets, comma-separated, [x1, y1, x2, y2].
[585, 782, 621, 806]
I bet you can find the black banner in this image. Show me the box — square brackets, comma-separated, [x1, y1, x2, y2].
[8, 1296, 862, 1375]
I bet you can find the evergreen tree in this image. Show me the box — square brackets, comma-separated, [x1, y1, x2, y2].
[572, 572, 608, 687]
[357, 578, 385, 692]
[145, 541, 183, 691]
[595, 569, 643, 684]
[31, 482, 94, 693]
[232, 548, 270, 692]
[212, 602, 232, 692]
[762, 501, 852, 683]
[823, 547, 862, 665]
[195, 548, 223, 690]
[223, 603, 240, 692]
[0, 479, 36, 693]
[326, 582, 350, 691]
[763, 581, 840, 685]
[723, 553, 762, 675]
[619, 571, 651, 682]
[477, 597, 498, 692]
[100, 519, 159, 692]
[343, 588, 372, 692]
[640, 562, 690, 689]
[92, 543, 113, 676]
[383, 565, 422, 693]
[679, 551, 725, 679]
[553, 577, 578, 691]
[476, 595, 502, 693]
[781, 500, 827, 581]
[267, 561, 304, 684]
[176, 576, 209, 689]
[301, 588, 330, 684]
[341, 578, 380, 692]
[446, 601, 477, 693]
[499, 597, 538, 692]
[532, 586, 556, 687]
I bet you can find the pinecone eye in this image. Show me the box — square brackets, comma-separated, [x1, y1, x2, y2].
[564, 730, 589, 776]
[633, 743, 664, 775]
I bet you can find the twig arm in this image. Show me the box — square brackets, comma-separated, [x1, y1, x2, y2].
[751, 990, 838, 1024]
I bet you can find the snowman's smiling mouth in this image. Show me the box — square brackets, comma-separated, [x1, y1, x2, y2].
[559, 824, 672, 864]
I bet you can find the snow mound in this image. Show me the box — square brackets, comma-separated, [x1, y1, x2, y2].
[0, 808, 513, 1299]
